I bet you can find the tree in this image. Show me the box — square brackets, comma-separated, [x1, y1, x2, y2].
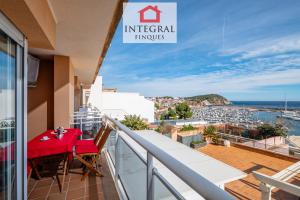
[167, 108, 177, 119]
[175, 102, 192, 119]
[257, 124, 275, 139]
[121, 115, 148, 130]
[160, 108, 177, 120]
[256, 123, 287, 139]
[160, 112, 168, 120]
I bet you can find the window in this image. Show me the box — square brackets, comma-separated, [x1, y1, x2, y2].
[0, 12, 26, 199]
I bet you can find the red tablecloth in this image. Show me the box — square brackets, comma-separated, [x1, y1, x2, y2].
[27, 128, 82, 159]
[0, 142, 15, 161]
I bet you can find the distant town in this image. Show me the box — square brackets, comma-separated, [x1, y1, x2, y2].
[145, 94, 300, 143]
[146, 94, 230, 120]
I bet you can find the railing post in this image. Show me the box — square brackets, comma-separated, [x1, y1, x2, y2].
[265, 138, 267, 149]
[115, 137, 120, 181]
[147, 152, 154, 200]
[259, 183, 272, 200]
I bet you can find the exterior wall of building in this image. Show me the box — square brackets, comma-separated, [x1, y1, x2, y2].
[27, 56, 78, 139]
[177, 134, 203, 147]
[102, 92, 154, 122]
[175, 120, 208, 126]
[27, 59, 54, 140]
[88, 76, 155, 122]
[0, 2, 124, 198]
[54, 55, 74, 128]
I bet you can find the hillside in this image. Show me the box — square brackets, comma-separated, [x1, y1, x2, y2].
[185, 94, 230, 106]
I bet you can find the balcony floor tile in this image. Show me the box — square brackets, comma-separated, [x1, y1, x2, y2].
[28, 155, 119, 200]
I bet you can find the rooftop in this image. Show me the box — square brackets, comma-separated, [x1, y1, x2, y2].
[199, 144, 300, 200]
[127, 130, 246, 198]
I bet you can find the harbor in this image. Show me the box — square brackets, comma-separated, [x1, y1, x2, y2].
[191, 104, 300, 136]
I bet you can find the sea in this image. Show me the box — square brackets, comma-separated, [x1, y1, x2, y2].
[231, 101, 300, 136]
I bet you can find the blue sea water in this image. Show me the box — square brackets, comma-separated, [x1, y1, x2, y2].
[232, 101, 300, 110]
[232, 101, 300, 136]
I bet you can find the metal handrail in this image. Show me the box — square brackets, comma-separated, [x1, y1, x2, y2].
[285, 137, 300, 148]
[70, 121, 102, 125]
[104, 115, 235, 200]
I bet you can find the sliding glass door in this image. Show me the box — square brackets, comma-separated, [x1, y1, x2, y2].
[0, 12, 26, 200]
[0, 30, 17, 200]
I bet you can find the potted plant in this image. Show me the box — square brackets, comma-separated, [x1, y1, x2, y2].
[212, 133, 221, 145]
[203, 125, 216, 144]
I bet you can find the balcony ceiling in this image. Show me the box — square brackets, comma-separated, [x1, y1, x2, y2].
[29, 0, 122, 84]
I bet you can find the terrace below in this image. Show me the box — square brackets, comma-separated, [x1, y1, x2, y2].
[199, 144, 300, 200]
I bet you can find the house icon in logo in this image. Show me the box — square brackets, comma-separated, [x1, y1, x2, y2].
[138, 5, 161, 23]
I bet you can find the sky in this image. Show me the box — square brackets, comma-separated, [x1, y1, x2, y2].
[99, 0, 300, 101]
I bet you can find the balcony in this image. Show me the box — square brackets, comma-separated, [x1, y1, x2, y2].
[26, 112, 300, 200]
[69, 112, 239, 199]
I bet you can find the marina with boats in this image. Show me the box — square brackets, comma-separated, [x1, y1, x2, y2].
[191, 101, 300, 136]
[280, 100, 300, 121]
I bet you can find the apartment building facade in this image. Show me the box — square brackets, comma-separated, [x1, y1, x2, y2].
[86, 76, 155, 122]
[0, 0, 124, 198]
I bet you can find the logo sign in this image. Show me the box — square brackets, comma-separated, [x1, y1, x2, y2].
[123, 3, 177, 43]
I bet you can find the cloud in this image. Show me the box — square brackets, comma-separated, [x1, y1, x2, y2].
[222, 34, 300, 61]
[100, 0, 300, 100]
[115, 67, 300, 97]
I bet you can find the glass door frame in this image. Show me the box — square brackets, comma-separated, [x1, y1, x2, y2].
[0, 12, 28, 199]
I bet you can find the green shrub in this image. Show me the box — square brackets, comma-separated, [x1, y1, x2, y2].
[180, 124, 195, 131]
[121, 115, 148, 130]
[203, 125, 216, 138]
[256, 123, 287, 139]
[191, 140, 205, 145]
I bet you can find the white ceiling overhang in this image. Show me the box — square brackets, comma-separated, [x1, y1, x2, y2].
[29, 0, 122, 84]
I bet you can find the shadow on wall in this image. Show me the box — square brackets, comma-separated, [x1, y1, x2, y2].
[28, 56, 76, 139]
[27, 59, 54, 140]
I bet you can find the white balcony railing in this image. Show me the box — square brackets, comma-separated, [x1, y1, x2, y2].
[103, 116, 235, 200]
[70, 110, 102, 139]
[70, 110, 235, 199]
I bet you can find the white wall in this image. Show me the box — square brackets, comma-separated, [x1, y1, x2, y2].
[0, 89, 14, 121]
[88, 76, 154, 122]
[87, 76, 103, 109]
